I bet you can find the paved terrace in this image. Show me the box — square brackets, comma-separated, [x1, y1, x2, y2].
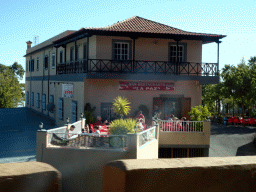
[0, 108, 56, 163]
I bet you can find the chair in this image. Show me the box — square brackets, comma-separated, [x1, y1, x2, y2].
[90, 124, 96, 133]
[228, 117, 235, 125]
[249, 118, 255, 126]
[233, 117, 240, 125]
[240, 118, 246, 126]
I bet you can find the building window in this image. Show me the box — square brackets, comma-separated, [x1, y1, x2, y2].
[75, 46, 79, 61]
[29, 60, 31, 72]
[37, 57, 39, 71]
[31, 92, 34, 106]
[52, 53, 55, 68]
[50, 95, 54, 103]
[31, 59, 34, 72]
[60, 51, 63, 63]
[58, 98, 63, 120]
[42, 94, 46, 110]
[70, 47, 74, 62]
[36, 93, 40, 108]
[169, 43, 187, 62]
[113, 42, 129, 60]
[44, 55, 48, 69]
[83, 43, 87, 60]
[71, 101, 77, 123]
[26, 91, 29, 105]
[49, 95, 54, 113]
[101, 103, 116, 122]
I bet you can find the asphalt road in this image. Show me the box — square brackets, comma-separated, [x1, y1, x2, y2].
[209, 122, 256, 157]
[0, 108, 56, 163]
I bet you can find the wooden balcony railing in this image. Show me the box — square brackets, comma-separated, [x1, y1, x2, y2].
[56, 59, 218, 76]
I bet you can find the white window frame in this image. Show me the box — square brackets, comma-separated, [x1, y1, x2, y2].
[114, 42, 129, 60]
[170, 45, 184, 62]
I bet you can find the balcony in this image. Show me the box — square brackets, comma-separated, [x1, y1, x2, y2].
[56, 59, 218, 77]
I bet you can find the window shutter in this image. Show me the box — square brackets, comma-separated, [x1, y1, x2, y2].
[31, 92, 34, 106]
[26, 91, 29, 105]
[181, 98, 191, 120]
[71, 101, 77, 123]
[36, 94, 38, 108]
[50, 95, 54, 103]
[58, 99, 63, 120]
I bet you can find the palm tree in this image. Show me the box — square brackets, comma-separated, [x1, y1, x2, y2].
[113, 96, 131, 119]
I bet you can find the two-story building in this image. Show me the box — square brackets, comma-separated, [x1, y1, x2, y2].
[25, 16, 225, 127]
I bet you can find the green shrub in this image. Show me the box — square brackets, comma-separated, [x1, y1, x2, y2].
[109, 118, 138, 135]
[188, 105, 211, 131]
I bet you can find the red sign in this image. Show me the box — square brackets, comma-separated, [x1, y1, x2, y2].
[119, 81, 174, 91]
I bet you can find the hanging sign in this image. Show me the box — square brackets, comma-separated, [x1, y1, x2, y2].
[119, 81, 174, 91]
[62, 84, 73, 98]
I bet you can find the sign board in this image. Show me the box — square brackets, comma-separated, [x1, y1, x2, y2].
[62, 84, 73, 98]
[119, 81, 174, 91]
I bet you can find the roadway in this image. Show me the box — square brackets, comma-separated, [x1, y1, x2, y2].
[209, 122, 256, 157]
[0, 108, 56, 163]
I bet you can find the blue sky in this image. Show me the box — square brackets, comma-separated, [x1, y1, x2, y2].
[1, 0, 256, 84]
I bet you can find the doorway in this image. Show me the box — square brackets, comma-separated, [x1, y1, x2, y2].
[164, 98, 182, 119]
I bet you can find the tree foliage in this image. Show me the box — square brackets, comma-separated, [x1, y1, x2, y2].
[203, 56, 256, 117]
[188, 105, 211, 121]
[0, 62, 25, 108]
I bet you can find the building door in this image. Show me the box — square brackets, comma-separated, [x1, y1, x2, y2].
[164, 98, 182, 119]
[101, 103, 115, 122]
[71, 101, 77, 123]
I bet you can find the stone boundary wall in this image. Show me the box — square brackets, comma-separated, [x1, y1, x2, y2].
[103, 156, 256, 192]
[0, 162, 61, 192]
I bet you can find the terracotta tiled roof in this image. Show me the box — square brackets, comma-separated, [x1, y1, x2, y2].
[25, 30, 76, 55]
[84, 16, 223, 37]
[53, 16, 225, 44]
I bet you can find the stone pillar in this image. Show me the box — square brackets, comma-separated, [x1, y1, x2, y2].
[203, 120, 211, 146]
[36, 129, 48, 162]
[126, 133, 138, 159]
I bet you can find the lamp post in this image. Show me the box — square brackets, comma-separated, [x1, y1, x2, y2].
[38, 122, 45, 131]
[231, 88, 236, 116]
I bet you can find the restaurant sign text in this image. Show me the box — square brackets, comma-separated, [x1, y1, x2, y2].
[119, 81, 174, 91]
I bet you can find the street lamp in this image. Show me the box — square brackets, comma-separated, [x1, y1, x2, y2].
[231, 88, 236, 117]
[38, 122, 45, 131]
[80, 113, 84, 119]
[39, 122, 43, 130]
[66, 117, 70, 124]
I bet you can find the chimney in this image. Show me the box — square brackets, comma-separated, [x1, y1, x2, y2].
[26, 41, 32, 49]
